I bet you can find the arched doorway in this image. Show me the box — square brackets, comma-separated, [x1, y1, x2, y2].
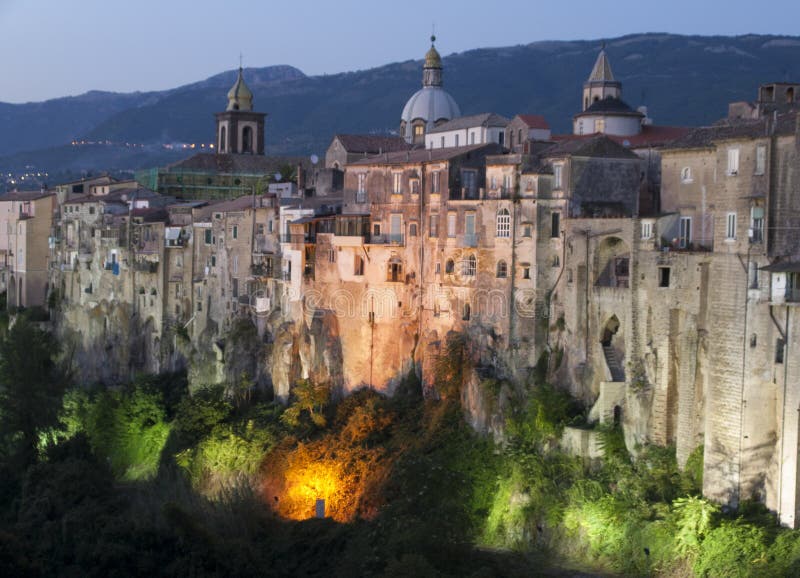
[600, 315, 625, 382]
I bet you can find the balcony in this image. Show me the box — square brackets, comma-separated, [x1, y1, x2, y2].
[462, 233, 478, 247]
[280, 233, 316, 244]
[368, 234, 404, 246]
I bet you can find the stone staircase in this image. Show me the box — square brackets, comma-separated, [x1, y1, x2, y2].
[603, 345, 625, 382]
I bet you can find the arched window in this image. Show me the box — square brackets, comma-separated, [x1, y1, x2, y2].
[219, 126, 226, 151]
[445, 259, 455, 274]
[462, 254, 476, 277]
[242, 126, 253, 153]
[496, 208, 510, 238]
[387, 256, 403, 282]
[496, 260, 508, 278]
[462, 303, 471, 321]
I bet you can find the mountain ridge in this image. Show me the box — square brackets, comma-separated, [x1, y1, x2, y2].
[2, 33, 799, 180]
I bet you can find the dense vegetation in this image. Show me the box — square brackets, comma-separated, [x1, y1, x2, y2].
[2, 317, 800, 576]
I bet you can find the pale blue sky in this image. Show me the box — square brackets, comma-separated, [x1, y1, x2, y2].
[1, 0, 799, 103]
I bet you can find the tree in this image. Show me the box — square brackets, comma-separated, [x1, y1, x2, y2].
[281, 379, 330, 429]
[0, 317, 65, 465]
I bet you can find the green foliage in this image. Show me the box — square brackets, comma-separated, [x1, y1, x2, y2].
[505, 382, 580, 448]
[434, 332, 468, 399]
[694, 519, 770, 577]
[682, 444, 705, 494]
[672, 495, 720, 558]
[0, 317, 64, 465]
[61, 385, 172, 481]
[281, 379, 330, 431]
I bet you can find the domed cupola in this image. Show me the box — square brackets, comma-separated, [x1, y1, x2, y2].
[400, 36, 461, 145]
[227, 67, 254, 111]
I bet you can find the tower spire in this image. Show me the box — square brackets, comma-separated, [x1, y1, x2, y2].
[423, 34, 443, 87]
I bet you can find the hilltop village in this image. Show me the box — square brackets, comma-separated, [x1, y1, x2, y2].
[2, 38, 800, 528]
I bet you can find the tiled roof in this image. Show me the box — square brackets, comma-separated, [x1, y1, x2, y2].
[515, 114, 550, 130]
[542, 135, 639, 159]
[552, 125, 691, 149]
[577, 97, 641, 116]
[333, 134, 410, 154]
[0, 191, 55, 202]
[349, 143, 503, 166]
[428, 113, 510, 134]
[167, 153, 309, 175]
[663, 111, 797, 150]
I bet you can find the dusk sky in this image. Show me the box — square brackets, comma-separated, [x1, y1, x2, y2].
[2, 0, 800, 103]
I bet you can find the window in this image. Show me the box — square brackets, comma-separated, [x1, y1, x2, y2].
[725, 212, 737, 240]
[503, 174, 512, 194]
[410, 179, 420, 195]
[496, 260, 508, 278]
[445, 259, 455, 274]
[551, 212, 560, 238]
[89, 206, 95, 215]
[462, 303, 471, 321]
[357, 173, 366, 202]
[462, 254, 476, 277]
[496, 208, 510, 238]
[727, 148, 740, 175]
[447, 213, 456, 238]
[470, 132, 475, 145]
[373, 223, 381, 237]
[522, 265, 531, 279]
[748, 261, 759, 289]
[387, 257, 403, 282]
[413, 124, 424, 141]
[392, 172, 402, 194]
[220, 126, 226, 150]
[268, 220, 273, 233]
[462, 170, 477, 198]
[659, 267, 671, 288]
[256, 223, 265, 235]
[681, 167, 692, 183]
[776, 338, 785, 364]
[522, 224, 532, 237]
[553, 164, 563, 189]
[354, 255, 364, 276]
[750, 206, 764, 243]
[490, 175, 497, 189]
[409, 223, 418, 237]
[755, 145, 766, 175]
[464, 213, 476, 245]
[329, 249, 336, 263]
[211, 255, 216, 267]
[594, 118, 605, 133]
[435, 262, 441, 274]
[204, 229, 212, 245]
[232, 255, 239, 275]
[455, 134, 460, 147]
[440, 136, 445, 148]
[390, 214, 402, 243]
[431, 171, 440, 193]
[429, 214, 439, 237]
[232, 225, 238, 240]
[641, 221, 653, 240]
[232, 278, 239, 298]
[242, 126, 253, 153]
[679, 216, 692, 248]
[552, 255, 560, 268]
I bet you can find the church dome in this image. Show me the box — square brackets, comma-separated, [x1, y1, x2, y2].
[401, 87, 461, 127]
[227, 67, 253, 111]
[400, 36, 460, 144]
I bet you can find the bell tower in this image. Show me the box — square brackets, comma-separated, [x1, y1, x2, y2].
[582, 47, 622, 111]
[215, 67, 267, 155]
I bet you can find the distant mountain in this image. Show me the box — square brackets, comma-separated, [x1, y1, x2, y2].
[2, 33, 800, 180]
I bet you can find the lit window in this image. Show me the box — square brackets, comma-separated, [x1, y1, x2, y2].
[496, 208, 510, 238]
[725, 212, 737, 240]
[553, 164, 563, 189]
[727, 148, 740, 175]
[393, 173, 402, 194]
[755, 145, 766, 175]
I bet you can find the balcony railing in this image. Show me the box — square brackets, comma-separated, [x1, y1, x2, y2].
[368, 234, 404, 246]
[463, 233, 478, 247]
[280, 233, 316, 244]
